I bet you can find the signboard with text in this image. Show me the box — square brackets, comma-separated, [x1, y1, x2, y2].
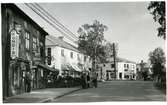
[10, 30, 19, 59]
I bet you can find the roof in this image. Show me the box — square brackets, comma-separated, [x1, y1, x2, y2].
[3, 3, 48, 35]
[46, 35, 79, 52]
[116, 57, 136, 64]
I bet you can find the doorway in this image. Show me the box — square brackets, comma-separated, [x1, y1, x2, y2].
[119, 72, 122, 79]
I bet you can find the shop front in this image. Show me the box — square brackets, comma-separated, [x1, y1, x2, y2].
[8, 58, 30, 96]
[2, 4, 48, 98]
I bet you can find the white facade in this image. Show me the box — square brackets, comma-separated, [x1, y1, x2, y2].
[97, 57, 137, 81]
[46, 36, 92, 76]
[117, 62, 136, 80]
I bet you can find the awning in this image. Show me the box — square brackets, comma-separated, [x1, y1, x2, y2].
[71, 64, 82, 72]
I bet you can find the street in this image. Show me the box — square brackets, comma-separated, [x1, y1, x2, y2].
[51, 81, 166, 102]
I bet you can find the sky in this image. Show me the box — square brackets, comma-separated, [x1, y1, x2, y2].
[16, 2, 166, 63]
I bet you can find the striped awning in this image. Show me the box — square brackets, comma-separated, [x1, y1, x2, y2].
[71, 64, 82, 72]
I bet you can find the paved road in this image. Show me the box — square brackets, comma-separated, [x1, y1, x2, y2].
[51, 81, 166, 102]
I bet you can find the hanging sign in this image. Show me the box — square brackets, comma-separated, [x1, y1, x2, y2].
[10, 29, 19, 59]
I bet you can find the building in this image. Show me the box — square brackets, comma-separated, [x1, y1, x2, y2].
[45, 35, 92, 77]
[2, 4, 53, 98]
[117, 57, 137, 80]
[97, 57, 137, 81]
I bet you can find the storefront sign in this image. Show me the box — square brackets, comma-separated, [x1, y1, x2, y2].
[10, 30, 19, 59]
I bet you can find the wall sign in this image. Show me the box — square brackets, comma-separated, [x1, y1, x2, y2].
[10, 29, 19, 59]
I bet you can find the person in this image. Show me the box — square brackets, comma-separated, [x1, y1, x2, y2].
[87, 73, 90, 88]
[92, 73, 98, 88]
[25, 71, 32, 92]
[81, 73, 86, 89]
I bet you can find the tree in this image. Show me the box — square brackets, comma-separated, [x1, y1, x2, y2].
[148, 1, 166, 40]
[139, 60, 149, 81]
[149, 47, 166, 78]
[77, 20, 107, 72]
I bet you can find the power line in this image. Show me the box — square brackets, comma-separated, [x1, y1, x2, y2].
[27, 3, 77, 42]
[34, 3, 78, 40]
[31, 3, 78, 40]
[25, 3, 76, 42]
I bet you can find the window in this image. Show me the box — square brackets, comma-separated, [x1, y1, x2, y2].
[127, 64, 129, 68]
[47, 48, 51, 65]
[36, 38, 39, 53]
[25, 32, 30, 50]
[33, 37, 37, 51]
[70, 52, 73, 58]
[133, 65, 135, 69]
[103, 64, 105, 67]
[124, 69, 128, 72]
[24, 21, 28, 29]
[124, 75, 129, 78]
[84, 56, 87, 62]
[124, 64, 126, 68]
[61, 49, 64, 57]
[111, 64, 115, 68]
[136, 68, 139, 72]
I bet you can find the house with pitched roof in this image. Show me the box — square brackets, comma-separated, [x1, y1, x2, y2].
[45, 35, 92, 77]
[97, 57, 137, 81]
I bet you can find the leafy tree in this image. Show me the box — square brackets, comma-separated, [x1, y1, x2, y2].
[148, 1, 166, 40]
[77, 20, 107, 71]
[149, 47, 166, 77]
[139, 60, 149, 80]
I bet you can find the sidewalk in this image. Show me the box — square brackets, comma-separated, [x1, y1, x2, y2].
[3, 87, 81, 103]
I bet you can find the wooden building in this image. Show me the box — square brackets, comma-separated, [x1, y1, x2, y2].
[2, 4, 53, 98]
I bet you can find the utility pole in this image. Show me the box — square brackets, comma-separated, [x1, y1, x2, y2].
[113, 43, 117, 80]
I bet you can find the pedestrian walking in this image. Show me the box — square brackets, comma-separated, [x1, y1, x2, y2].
[87, 73, 90, 88]
[25, 71, 32, 92]
[81, 73, 86, 89]
[91, 72, 98, 88]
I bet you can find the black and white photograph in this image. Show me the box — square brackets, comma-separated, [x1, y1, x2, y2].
[1, 0, 166, 103]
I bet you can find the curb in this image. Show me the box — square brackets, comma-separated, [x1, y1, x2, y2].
[40, 88, 82, 103]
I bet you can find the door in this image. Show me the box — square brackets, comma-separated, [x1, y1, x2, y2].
[119, 73, 122, 79]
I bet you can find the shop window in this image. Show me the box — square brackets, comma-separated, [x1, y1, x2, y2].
[25, 32, 30, 50]
[124, 75, 129, 78]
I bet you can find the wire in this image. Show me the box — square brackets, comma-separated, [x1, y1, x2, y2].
[25, 3, 76, 42]
[31, 3, 78, 40]
[34, 3, 78, 39]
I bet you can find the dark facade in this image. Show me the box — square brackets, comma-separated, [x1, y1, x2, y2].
[1, 4, 52, 98]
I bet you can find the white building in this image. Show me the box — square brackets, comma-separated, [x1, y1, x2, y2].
[45, 35, 92, 77]
[117, 58, 137, 80]
[97, 57, 137, 81]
